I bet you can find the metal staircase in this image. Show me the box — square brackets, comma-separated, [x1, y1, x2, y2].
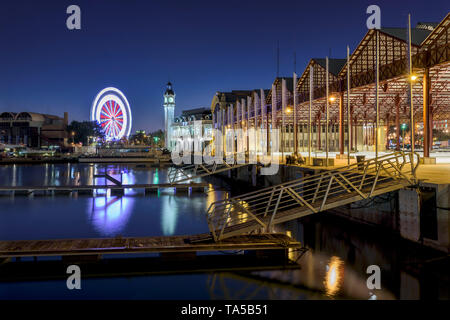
[206, 152, 419, 241]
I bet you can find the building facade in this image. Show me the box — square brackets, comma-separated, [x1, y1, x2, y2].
[0, 112, 68, 148]
[171, 108, 213, 151]
[210, 15, 450, 161]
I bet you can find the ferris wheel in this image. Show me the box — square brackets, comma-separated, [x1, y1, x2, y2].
[91, 87, 132, 140]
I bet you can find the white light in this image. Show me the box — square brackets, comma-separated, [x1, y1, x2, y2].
[91, 87, 132, 140]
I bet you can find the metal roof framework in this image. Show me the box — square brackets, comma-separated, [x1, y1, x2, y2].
[275, 13, 450, 127]
[210, 13, 449, 134]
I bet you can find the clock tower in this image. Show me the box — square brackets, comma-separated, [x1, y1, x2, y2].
[163, 82, 176, 150]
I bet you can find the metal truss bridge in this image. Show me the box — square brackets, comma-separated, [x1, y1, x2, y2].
[207, 152, 419, 241]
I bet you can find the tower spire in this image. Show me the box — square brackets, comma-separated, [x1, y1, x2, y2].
[163, 81, 175, 151]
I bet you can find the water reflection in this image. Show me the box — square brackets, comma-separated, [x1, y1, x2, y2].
[324, 256, 344, 298]
[0, 163, 173, 187]
[0, 164, 447, 299]
[153, 168, 160, 185]
[12, 164, 16, 186]
[88, 196, 134, 237]
[161, 195, 177, 236]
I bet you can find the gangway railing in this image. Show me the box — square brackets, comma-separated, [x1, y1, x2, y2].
[206, 152, 419, 241]
[168, 161, 249, 184]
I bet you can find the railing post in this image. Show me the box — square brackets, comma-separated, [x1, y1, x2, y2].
[267, 188, 283, 232]
[263, 189, 275, 218]
[320, 176, 334, 212]
[218, 203, 232, 241]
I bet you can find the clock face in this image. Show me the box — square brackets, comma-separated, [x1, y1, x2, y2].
[169, 97, 174, 103]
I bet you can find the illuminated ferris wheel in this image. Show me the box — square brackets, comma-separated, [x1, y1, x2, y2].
[91, 87, 132, 140]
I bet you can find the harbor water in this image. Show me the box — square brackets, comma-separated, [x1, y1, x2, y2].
[0, 163, 448, 299]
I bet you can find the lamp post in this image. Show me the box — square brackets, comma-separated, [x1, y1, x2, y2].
[401, 123, 407, 150]
[328, 96, 336, 165]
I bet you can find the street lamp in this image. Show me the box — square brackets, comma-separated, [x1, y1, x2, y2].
[329, 96, 336, 102]
[401, 123, 407, 150]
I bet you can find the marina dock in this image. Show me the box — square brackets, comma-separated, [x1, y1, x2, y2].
[0, 182, 209, 196]
[0, 233, 301, 259]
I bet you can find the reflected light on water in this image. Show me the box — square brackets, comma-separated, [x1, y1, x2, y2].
[324, 256, 345, 297]
[153, 169, 159, 185]
[161, 196, 178, 235]
[205, 187, 221, 209]
[286, 231, 295, 261]
[12, 164, 17, 187]
[88, 196, 134, 236]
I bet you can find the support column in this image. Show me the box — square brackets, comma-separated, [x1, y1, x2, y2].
[261, 89, 268, 154]
[293, 72, 298, 156]
[237, 101, 241, 129]
[237, 101, 241, 155]
[423, 68, 432, 158]
[385, 116, 390, 150]
[350, 106, 353, 151]
[241, 98, 247, 154]
[346, 45, 351, 164]
[253, 92, 259, 155]
[222, 107, 226, 155]
[395, 95, 401, 151]
[246, 97, 250, 156]
[318, 115, 321, 150]
[282, 79, 287, 161]
[339, 93, 344, 155]
[271, 84, 277, 155]
[309, 66, 313, 162]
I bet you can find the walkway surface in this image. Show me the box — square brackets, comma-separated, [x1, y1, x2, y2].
[0, 233, 300, 258]
[416, 164, 450, 184]
[279, 152, 450, 185]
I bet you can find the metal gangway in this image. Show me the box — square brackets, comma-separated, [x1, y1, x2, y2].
[168, 161, 249, 184]
[207, 152, 419, 242]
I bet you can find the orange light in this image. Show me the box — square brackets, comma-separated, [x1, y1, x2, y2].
[410, 75, 417, 81]
[324, 256, 344, 297]
[329, 96, 336, 102]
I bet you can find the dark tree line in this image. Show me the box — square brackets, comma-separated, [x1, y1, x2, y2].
[67, 121, 105, 145]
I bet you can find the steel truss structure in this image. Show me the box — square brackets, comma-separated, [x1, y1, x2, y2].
[206, 152, 419, 241]
[211, 13, 450, 158]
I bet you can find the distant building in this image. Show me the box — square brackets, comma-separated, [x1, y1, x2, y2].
[163, 82, 176, 150]
[172, 107, 213, 149]
[0, 112, 69, 148]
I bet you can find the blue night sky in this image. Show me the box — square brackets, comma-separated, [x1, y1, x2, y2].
[0, 0, 448, 132]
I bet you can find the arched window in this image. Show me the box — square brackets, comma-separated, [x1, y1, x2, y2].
[16, 112, 32, 121]
[0, 112, 15, 120]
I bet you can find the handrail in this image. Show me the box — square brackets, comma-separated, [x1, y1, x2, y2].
[168, 161, 249, 184]
[207, 152, 419, 241]
[209, 151, 419, 209]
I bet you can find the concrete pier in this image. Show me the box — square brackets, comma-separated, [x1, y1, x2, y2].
[331, 165, 450, 253]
